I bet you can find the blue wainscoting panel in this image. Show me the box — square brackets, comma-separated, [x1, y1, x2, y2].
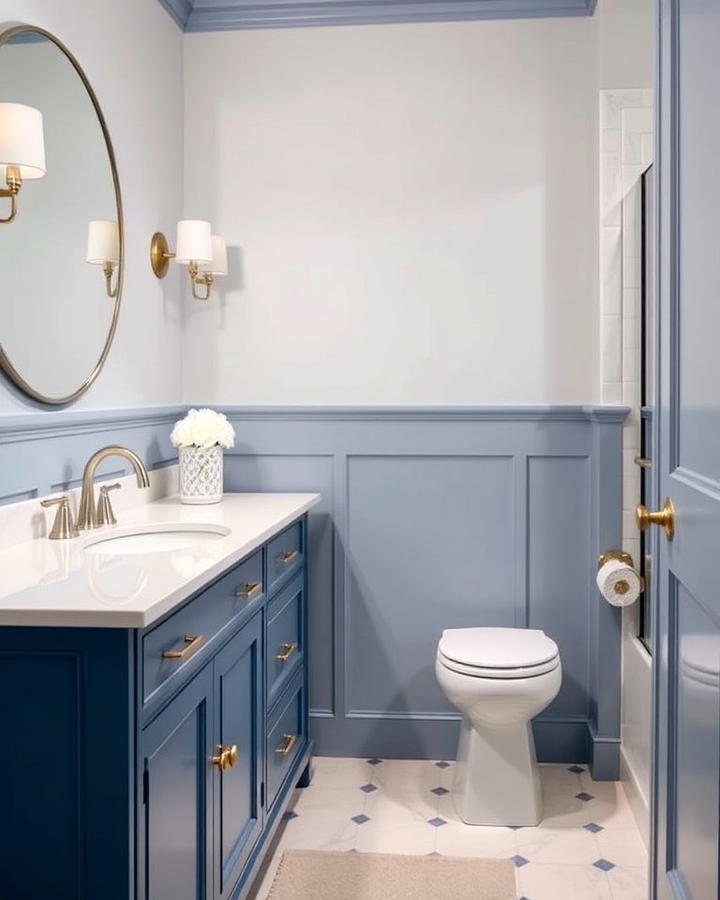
[160, 0, 597, 32]
[0, 406, 184, 506]
[345, 454, 515, 717]
[222, 406, 626, 773]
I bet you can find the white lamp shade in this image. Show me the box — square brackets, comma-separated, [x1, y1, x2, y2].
[199, 235, 228, 276]
[86, 220, 120, 265]
[175, 219, 212, 264]
[0, 103, 46, 179]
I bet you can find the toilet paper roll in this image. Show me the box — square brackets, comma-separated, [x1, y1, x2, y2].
[596, 558, 642, 607]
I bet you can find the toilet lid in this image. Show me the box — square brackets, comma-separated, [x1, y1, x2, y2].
[437, 650, 561, 679]
[438, 627, 559, 670]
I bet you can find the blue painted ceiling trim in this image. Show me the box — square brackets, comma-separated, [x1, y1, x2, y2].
[159, 0, 596, 32]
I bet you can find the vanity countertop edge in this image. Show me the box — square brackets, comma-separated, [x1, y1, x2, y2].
[0, 492, 321, 629]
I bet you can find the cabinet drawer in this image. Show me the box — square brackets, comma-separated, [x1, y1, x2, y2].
[266, 576, 304, 709]
[266, 674, 306, 811]
[267, 521, 303, 594]
[142, 550, 264, 706]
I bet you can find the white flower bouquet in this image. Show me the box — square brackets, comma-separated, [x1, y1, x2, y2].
[171, 409, 235, 504]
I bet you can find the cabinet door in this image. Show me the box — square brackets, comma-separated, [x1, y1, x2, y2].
[141, 665, 213, 900]
[213, 613, 264, 898]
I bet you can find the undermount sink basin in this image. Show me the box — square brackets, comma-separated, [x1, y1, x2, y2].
[83, 523, 232, 556]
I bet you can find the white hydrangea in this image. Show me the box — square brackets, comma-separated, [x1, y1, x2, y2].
[170, 408, 235, 450]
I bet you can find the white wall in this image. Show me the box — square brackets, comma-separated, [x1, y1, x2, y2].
[0, 0, 185, 412]
[182, 19, 598, 405]
[596, 0, 655, 90]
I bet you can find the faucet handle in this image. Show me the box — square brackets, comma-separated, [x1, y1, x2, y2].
[40, 495, 78, 540]
[97, 482, 122, 526]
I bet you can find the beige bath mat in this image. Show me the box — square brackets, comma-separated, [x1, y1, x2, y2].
[267, 849, 516, 900]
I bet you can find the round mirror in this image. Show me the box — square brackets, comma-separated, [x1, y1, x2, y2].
[0, 25, 122, 405]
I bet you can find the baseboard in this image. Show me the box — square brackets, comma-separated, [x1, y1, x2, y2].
[620, 747, 650, 849]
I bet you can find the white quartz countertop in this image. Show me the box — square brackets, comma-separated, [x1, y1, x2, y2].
[0, 493, 320, 628]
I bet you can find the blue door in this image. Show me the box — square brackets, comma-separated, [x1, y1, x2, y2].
[213, 613, 264, 898]
[142, 664, 213, 900]
[653, 2, 720, 897]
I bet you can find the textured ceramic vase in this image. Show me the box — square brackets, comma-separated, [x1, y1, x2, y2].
[179, 445, 223, 504]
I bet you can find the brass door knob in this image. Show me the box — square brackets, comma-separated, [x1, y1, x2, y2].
[636, 497, 675, 540]
[211, 744, 238, 771]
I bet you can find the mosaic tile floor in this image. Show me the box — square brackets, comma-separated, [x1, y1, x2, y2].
[249, 758, 648, 900]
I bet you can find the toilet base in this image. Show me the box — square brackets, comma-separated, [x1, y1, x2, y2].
[452, 715, 543, 826]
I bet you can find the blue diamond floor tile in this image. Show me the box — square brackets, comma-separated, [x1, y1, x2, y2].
[351, 814, 370, 825]
[435, 760, 451, 769]
[282, 810, 299, 821]
[427, 817, 447, 827]
[593, 859, 616, 871]
[359, 783, 378, 793]
[367, 758, 383, 766]
[568, 765, 585, 774]
[576, 792, 595, 802]
[431, 786, 449, 796]
[584, 822, 604, 833]
[511, 855, 530, 868]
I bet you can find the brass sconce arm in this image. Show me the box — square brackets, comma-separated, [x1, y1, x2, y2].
[188, 262, 215, 301]
[103, 261, 118, 299]
[0, 166, 21, 224]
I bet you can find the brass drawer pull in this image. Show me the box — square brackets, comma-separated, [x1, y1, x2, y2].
[211, 744, 238, 771]
[634, 456, 652, 469]
[278, 550, 299, 566]
[236, 581, 262, 600]
[276, 641, 298, 662]
[275, 733, 297, 756]
[162, 634, 204, 660]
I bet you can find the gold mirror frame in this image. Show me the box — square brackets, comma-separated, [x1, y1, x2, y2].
[0, 23, 123, 406]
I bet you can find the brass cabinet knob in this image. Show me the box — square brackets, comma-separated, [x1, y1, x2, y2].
[636, 497, 675, 540]
[212, 744, 238, 771]
[276, 641, 298, 662]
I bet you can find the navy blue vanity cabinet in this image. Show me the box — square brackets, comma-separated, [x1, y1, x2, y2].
[141, 663, 214, 900]
[0, 513, 311, 900]
[213, 614, 264, 898]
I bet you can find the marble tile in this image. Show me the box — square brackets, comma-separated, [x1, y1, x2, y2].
[607, 864, 650, 899]
[602, 381, 623, 405]
[517, 862, 614, 900]
[641, 132, 654, 167]
[622, 107, 654, 136]
[355, 818, 437, 855]
[435, 821, 517, 859]
[516, 826, 602, 865]
[600, 226, 623, 314]
[597, 827, 648, 868]
[278, 806, 359, 852]
[602, 315, 623, 384]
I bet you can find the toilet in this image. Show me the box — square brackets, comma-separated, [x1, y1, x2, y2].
[435, 626, 562, 827]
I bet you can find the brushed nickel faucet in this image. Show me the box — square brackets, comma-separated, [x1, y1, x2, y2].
[77, 445, 150, 530]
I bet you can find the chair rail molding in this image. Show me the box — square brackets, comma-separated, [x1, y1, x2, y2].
[158, 0, 597, 32]
[0, 405, 184, 505]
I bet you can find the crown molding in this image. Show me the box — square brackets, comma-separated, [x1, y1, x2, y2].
[158, 0, 596, 33]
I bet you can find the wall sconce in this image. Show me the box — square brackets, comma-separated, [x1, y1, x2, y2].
[150, 220, 227, 301]
[86, 220, 120, 298]
[0, 102, 46, 224]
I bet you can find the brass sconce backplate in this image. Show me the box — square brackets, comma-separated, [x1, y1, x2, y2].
[150, 231, 172, 278]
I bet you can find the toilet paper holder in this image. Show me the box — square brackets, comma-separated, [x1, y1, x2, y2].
[597, 550, 634, 570]
[597, 550, 645, 595]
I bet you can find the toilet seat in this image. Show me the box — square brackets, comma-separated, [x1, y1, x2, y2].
[437, 627, 560, 680]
